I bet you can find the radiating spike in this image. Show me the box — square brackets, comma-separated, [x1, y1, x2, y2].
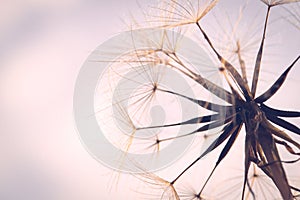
[265, 113, 300, 135]
[261, 104, 300, 117]
[255, 55, 300, 103]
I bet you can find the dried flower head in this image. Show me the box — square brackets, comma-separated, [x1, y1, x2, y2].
[95, 0, 300, 199]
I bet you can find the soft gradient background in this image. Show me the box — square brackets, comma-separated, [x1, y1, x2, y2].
[0, 0, 299, 200]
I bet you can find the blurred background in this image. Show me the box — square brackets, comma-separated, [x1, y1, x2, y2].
[0, 1, 145, 199]
[0, 0, 299, 200]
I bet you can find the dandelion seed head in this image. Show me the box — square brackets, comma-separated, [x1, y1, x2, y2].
[79, 1, 300, 197]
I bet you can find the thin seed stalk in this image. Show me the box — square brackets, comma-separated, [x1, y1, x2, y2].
[195, 22, 253, 101]
[251, 5, 271, 97]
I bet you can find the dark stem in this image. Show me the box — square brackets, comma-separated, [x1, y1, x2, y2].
[196, 22, 252, 101]
[251, 6, 271, 97]
[236, 40, 248, 84]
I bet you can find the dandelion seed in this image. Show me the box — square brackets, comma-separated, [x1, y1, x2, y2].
[146, 0, 219, 28]
[134, 171, 180, 200]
